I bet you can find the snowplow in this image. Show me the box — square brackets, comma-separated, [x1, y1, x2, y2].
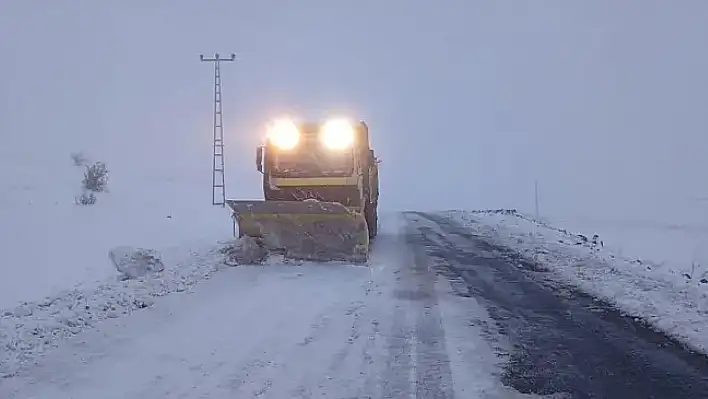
[226, 118, 379, 264]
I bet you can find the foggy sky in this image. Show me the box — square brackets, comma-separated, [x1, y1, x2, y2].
[2, 1, 707, 223]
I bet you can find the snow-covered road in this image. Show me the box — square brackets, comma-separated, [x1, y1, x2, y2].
[406, 211, 708, 398]
[3, 212, 708, 398]
[0, 214, 519, 399]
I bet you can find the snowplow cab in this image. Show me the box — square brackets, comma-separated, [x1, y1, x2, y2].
[227, 118, 379, 264]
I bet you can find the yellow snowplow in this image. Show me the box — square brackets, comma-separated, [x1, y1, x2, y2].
[226, 118, 379, 264]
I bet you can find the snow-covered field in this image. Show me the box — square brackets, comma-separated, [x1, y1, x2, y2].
[444, 209, 708, 355]
[0, 148, 239, 378]
[548, 204, 708, 280]
[0, 239, 228, 379]
[0, 150, 233, 308]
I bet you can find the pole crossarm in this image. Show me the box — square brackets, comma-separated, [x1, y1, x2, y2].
[200, 53, 237, 62]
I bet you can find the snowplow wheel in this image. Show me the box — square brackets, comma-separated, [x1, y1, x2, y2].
[227, 200, 370, 264]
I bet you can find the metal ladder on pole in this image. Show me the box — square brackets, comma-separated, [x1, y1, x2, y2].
[200, 53, 236, 207]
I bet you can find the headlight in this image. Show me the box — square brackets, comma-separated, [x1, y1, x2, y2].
[320, 119, 355, 149]
[267, 119, 300, 150]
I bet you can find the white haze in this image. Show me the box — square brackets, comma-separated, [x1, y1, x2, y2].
[1, 1, 707, 227]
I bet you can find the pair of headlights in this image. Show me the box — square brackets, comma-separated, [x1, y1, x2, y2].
[267, 118, 355, 150]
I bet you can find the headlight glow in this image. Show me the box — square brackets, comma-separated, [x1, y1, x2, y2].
[320, 119, 355, 149]
[267, 119, 300, 150]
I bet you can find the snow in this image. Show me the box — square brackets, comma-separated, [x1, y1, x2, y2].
[0, 264, 372, 398]
[0, 213, 550, 398]
[221, 236, 270, 266]
[3, 2, 708, 308]
[1, 2, 707, 396]
[444, 209, 708, 356]
[0, 148, 233, 309]
[109, 246, 165, 280]
[549, 214, 708, 280]
[0, 240, 227, 379]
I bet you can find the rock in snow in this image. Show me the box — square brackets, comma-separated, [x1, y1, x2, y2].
[220, 236, 269, 266]
[109, 246, 165, 280]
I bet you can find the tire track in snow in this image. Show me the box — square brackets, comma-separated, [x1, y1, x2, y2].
[262, 231, 420, 398]
[378, 224, 456, 399]
[242, 299, 363, 398]
[410, 245, 455, 399]
[126, 268, 341, 399]
[285, 300, 369, 398]
[214, 275, 372, 398]
[380, 304, 416, 398]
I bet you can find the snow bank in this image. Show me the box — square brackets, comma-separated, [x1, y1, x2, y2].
[443, 209, 708, 355]
[0, 241, 229, 378]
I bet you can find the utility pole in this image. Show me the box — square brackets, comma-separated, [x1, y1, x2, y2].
[200, 53, 236, 207]
[533, 179, 540, 264]
[534, 179, 539, 221]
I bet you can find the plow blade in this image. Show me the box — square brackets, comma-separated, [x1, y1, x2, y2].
[226, 200, 369, 264]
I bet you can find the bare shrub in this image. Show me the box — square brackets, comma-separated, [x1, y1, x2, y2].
[82, 162, 109, 193]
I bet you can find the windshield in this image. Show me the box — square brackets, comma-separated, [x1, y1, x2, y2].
[271, 143, 354, 178]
